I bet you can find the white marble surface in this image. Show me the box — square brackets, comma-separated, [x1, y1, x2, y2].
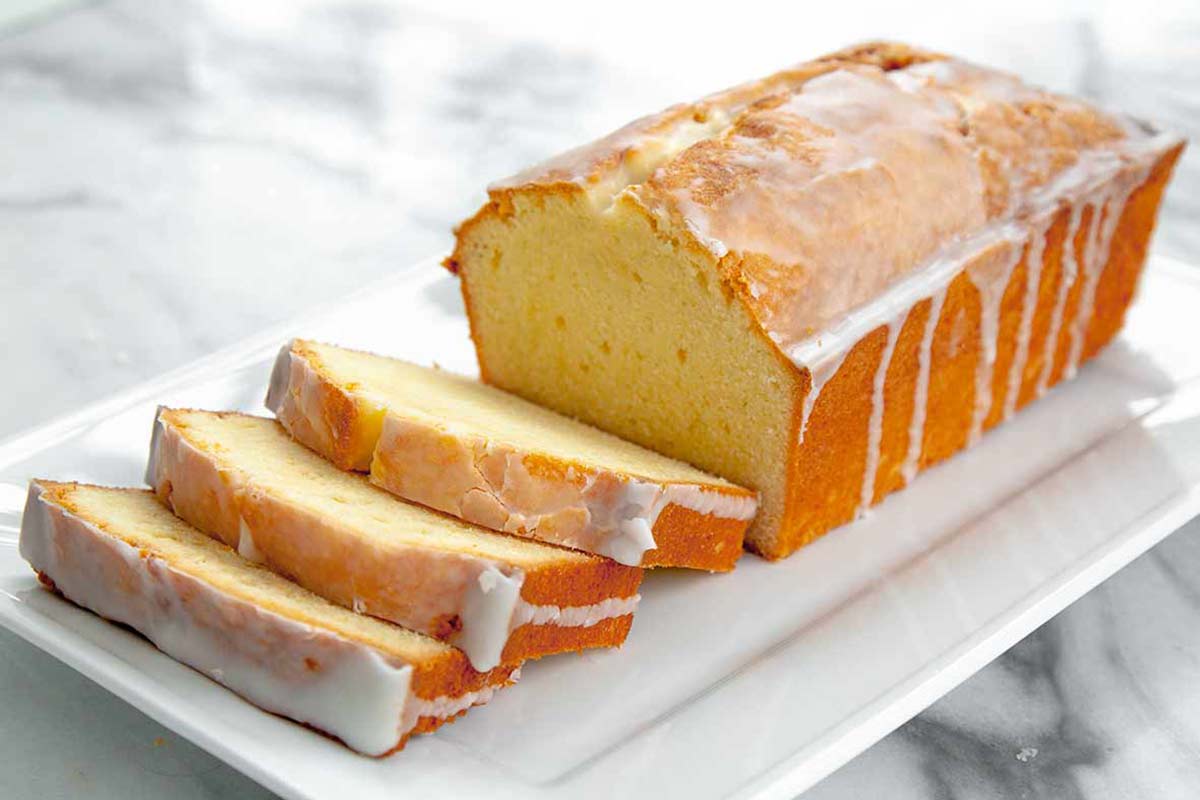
[2, 1, 1199, 797]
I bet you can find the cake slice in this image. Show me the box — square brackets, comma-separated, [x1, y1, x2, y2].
[265, 338, 757, 570]
[20, 481, 517, 755]
[145, 408, 642, 670]
[448, 41, 1185, 560]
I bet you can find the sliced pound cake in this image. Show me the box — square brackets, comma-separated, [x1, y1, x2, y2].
[266, 338, 757, 570]
[21, 481, 517, 755]
[146, 408, 642, 670]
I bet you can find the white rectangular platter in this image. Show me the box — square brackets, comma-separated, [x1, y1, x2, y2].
[2, 255, 1200, 800]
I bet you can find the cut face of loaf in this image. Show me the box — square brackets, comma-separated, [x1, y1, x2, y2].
[20, 481, 516, 755]
[448, 41, 1186, 560]
[145, 408, 642, 670]
[265, 338, 757, 570]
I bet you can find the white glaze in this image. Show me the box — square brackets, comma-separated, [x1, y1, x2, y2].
[781, 111, 1172, 508]
[1036, 202, 1088, 396]
[407, 675, 513, 725]
[236, 516, 265, 563]
[143, 405, 165, 488]
[790, 127, 1168, 380]
[796, 348, 849, 446]
[846, 151, 1153, 504]
[263, 340, 295, 418]
[371, 411, 755, 568]
[1002, 213, 1053, 420]
[19, 482, 506, 756]
[148, 409, 638, 673]
[858, 321, 900, 515]
[830, 143, 1157, 510]
[522, 469, 756, 566]
[495, 108, 734, 213]
[458, 566, 523, 672]
[967, 239, 1025, 445]
[512, 594, 642, 628]
[901, 288, 948, 484]
[1064, 182, 1136, 379]
[479, 447, 756, 566]
[664, 67, 989, 346]
[459, 567, 641, 670]
[586, 477, 664, 566]
[662, 482, 758, 521]
[1065, 194, 1109, 380]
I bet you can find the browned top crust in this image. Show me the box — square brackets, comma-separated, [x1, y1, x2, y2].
[464, 41, 1183, 361]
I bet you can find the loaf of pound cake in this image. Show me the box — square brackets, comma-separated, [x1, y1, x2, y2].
[266, 338, 757, 570]
[21, 481, 516, 755]
[447, 41, 1186, 559]
[146, 408, 642, 670]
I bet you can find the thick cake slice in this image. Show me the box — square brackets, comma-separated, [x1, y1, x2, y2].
[448, 41, 1185, 560]
[20, 481, 517, 755]
[265, 338, 757, 570]
[145, 408, 642, 670]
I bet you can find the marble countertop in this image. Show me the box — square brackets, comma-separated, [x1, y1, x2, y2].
[2, 1, 1199, 797]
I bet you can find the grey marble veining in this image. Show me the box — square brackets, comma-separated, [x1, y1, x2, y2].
[810, 522, 1200, 800]
[2, 1, 1199, 798]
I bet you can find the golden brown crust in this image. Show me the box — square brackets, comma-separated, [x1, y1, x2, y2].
[753, 143, 1185, 559]
[816, 41, 947, 71]
[284, 340, 374, 471]
[644, 503, 746, 571]
[1082, 145, 1183, 357]
[500, 615, 634, 664]
[410, 650, 516, 703]
[383, 711, 466, 756]
[871, 294, 934, 501]
[519, 555, 642, 607]
[773, 317, 887, 554]
[34, 569, 57, 591]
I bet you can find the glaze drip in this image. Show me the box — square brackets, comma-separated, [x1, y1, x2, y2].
[858, 321, 901, 515]
[901, 288, 948, 484]
[1037, 202, 1089, 396]
[846, 158, 1152, 515]
[1063, 183, 1135, 379]
[1003, 213, 1052, 420]
[797, 347, 850, 446]
[967, 238, 1025, 445]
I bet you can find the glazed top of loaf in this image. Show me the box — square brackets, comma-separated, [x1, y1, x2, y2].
[485, 42, 1183, 369]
